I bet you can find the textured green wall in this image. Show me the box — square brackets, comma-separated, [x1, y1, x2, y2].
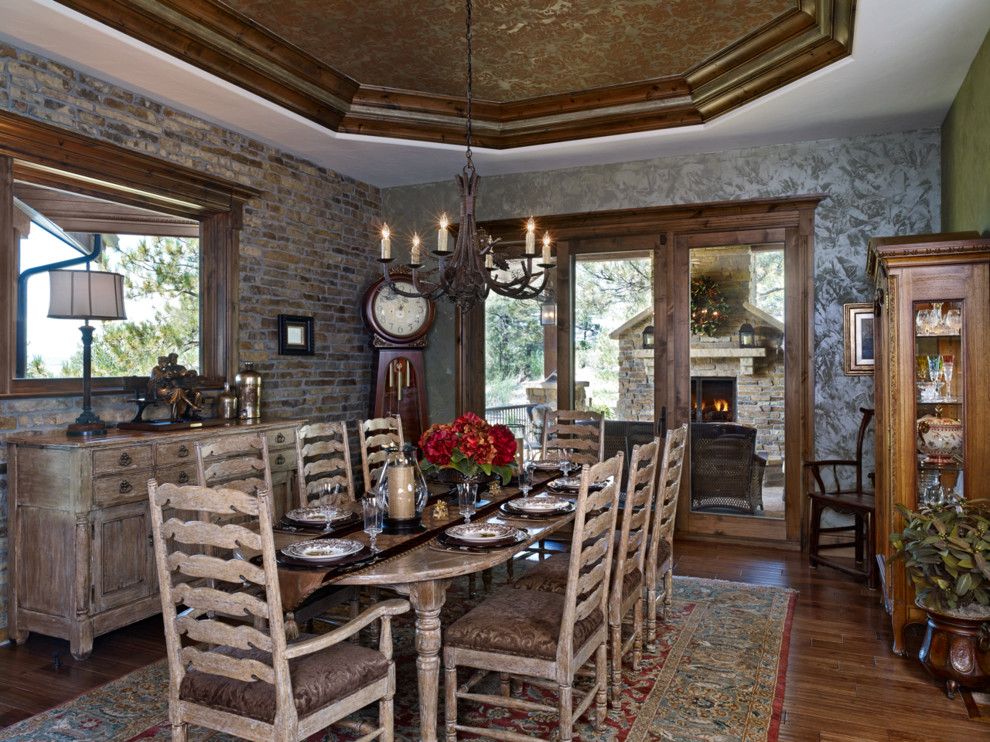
[942, 30, 990, 235]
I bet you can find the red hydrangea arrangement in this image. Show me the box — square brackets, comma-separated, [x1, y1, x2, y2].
[419, 412, 517, 483]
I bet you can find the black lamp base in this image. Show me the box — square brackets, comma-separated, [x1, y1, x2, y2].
[67, 420, 108, 437]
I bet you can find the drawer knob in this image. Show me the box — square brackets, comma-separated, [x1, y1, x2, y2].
[275, 454, 286, 466]
[177, 445, 190, 458]
[276, 432, 286, 444]
[119, 480, 133, 494]
[118, 452, 132, 467]
[178, 471, 189, 484]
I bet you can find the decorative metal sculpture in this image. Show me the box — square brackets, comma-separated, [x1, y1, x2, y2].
[130, 353, 206, 423]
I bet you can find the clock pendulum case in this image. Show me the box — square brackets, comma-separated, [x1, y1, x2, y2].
[362, 274, 436, 446]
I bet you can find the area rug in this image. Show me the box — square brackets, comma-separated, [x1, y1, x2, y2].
[0, 575, 795, 742]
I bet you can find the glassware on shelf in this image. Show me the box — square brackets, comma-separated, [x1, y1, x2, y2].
[918, 381, 940, 403]
[944, 308, 962, 333]
[915, 308, 928, 335]
[942, 354, 955, 397]
[926, 354, 943, 384]
[915, 355, 929, 381]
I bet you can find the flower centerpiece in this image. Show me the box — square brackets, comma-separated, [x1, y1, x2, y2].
[419, 412, 517, 484]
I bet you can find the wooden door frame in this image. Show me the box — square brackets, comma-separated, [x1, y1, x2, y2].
[455, 195, 819, 546]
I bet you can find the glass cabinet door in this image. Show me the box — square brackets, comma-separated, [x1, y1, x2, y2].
[913, 300, 964, 504]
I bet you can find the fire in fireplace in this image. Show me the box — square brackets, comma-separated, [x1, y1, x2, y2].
[691, 377, 737, 422]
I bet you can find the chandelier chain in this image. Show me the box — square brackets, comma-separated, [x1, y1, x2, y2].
[464, 0, 473, 169]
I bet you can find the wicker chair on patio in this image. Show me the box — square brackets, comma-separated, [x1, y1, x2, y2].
[690, 423, 766, 514]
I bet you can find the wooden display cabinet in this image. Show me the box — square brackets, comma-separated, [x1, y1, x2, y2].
[868, 232, 990, 655]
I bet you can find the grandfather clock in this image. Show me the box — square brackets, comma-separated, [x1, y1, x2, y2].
[362, 274, 435, 446]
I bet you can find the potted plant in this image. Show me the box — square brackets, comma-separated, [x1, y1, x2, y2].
[891, 497, 990, 697]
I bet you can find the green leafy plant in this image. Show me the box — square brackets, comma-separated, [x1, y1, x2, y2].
[890, 498, 990, 613]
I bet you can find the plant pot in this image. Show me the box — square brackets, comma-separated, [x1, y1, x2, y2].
[917, 599, 990, 698]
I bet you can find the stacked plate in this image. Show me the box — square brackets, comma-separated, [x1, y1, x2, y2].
[547, 476, 608, 493]
[440, 523, 527, 550]
[530, 460, 565, 472]
[501, 494, 575, 519]
[282, 506, 358, 531]
[280, 538, 364, 564]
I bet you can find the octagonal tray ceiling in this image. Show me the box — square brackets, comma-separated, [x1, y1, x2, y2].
[53, 0, 854, 149]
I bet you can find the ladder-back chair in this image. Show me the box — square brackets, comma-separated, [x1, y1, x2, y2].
[444, 452, 623, 741]
[358, 416, 404, 495]
[147, 481, 408, 741]
[540, 409, 605, 466]
[295, 421, 356, 508]
[645, 424, 687, 646]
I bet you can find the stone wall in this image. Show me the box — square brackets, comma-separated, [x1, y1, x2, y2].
[0, 43, 383, 634]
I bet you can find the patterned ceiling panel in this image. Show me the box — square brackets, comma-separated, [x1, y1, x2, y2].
[222, 0, 795, 101]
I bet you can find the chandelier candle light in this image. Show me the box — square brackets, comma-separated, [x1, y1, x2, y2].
[376, 0, 554, 310]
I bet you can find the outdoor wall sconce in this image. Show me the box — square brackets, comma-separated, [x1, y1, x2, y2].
[738, 322, 755, 348]
[642, 325, 655, 349]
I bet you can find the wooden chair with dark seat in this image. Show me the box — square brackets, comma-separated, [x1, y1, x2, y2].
[644, 424, 687, 647]
[196, 432, 273, 515]
[295, 421, 356, 508]
[443, 453, 623, 742]
[804, 407, 877, 587]
[147, 480, 409, 742]
[358, 416, 404, 496]
[540, 409, 605, 466]
[511, 440, 660, 704]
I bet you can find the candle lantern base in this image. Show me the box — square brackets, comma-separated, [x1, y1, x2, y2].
[381, 517, 427, 535]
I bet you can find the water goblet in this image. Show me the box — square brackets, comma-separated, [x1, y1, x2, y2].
[944, 308, 962, 333]
[519, 463, 534, 497]
[926, 354, 942, 384]
[558, 448, 574, 478]
[928, 302, 944, 333]
[941, 354, 955, 397]
[362, 496, 383, 553]
[457, 482, 477, 523]
[915, 355, 929, 381]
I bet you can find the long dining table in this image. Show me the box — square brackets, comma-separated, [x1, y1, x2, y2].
[269, 474, 572, 742]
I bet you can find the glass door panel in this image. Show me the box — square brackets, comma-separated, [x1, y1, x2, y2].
[914, 300, 964, 504]
[687, 245, 786, 521]
[572, 252, 655, 460]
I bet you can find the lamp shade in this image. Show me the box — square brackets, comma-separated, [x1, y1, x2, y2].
[48, 270, 127, 321]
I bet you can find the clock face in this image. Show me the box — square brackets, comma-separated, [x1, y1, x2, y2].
[372, 281, 431, 339]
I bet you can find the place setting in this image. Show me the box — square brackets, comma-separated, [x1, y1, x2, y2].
[498, 492, 576, 520]
[275, 505, 360, 535]
[434, 521, 528, 553]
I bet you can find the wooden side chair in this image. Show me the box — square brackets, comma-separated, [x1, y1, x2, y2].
[147, 480, 409, 741]
[358, 416, 404, 495]
[804, 407, 877, 587]
[196, 432, 273, 500]
[645, 424, 687, 647]
[295, 421, 356, 508]
[443, 452, 623, 742]
[540, 408, 605, 466]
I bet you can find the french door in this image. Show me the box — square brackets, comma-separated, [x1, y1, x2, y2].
[559, 227, 810, 545]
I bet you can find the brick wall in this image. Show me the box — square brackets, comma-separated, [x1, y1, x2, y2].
[0, 43, 383, 633]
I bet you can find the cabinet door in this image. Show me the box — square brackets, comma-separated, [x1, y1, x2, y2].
[90, 501, 155, 613]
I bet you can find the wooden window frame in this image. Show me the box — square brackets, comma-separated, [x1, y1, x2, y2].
[0, 110, 259, 398]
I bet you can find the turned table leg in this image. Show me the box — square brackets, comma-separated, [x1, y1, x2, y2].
[404, 579, 452, 742]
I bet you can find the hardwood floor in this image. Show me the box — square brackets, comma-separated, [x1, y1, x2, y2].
[0, 540, 986, 739]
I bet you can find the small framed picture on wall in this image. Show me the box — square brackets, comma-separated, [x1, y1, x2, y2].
[843, 303, 874, 375]
[278, 314, 315, 356]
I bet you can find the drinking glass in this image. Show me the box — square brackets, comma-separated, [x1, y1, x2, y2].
[927, 354, 942, 384]
[942, 354, 955, 396]
[929, 302, 944, 333]
[519, 462, 534, 497]
[945, 308, 962, 333]
[915, 355, 929, 381]
[558, 448, 574, 478]
[362, 496, 383, 553]
[457, 481, 477, 523]
[319, 482, 341, 515]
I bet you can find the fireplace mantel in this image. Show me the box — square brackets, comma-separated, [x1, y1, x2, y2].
[631, 346, 766, 374]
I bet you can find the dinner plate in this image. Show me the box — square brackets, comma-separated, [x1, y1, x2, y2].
[445, 523, 521, 544]
[281, 538, 363, 562]
[530, 460, 564, 471]
[285, 507, 353, 525]
[506, 494, 572, 513]
[548, 476, 609, 492]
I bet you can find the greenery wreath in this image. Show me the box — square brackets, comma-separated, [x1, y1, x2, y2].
[690, 276, 729, 337]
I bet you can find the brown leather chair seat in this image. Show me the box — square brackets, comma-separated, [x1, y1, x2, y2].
[179, 635, 389, 723]
[512, 539, 668, 595]
[445, 586, 603, 660]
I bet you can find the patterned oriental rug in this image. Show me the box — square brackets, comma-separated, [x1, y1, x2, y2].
[1, 575, 796, 742]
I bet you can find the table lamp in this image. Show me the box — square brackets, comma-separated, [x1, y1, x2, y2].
[48, 268, 127, 436]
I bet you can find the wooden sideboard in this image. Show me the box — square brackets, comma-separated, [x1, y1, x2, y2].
[6, 418, 303, 659]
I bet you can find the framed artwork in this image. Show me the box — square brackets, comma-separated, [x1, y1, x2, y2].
[843, 303, 874, 375]
[278, 314, 314, 356]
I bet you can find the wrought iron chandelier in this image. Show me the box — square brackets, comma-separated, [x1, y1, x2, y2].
[376, 0, 554, 310]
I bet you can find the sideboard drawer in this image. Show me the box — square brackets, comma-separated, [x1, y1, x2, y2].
[270, 449, 295, 472]
[93, 470, 152, 504]
[156, 441, 196, 466]
[266, 428, 296, 450]
[156, 464, 197, 487]
[93, 446, 152, 474]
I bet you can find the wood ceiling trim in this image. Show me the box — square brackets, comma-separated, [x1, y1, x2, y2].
[53, 0, 855, 149]
[0, 110, 260, 218]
